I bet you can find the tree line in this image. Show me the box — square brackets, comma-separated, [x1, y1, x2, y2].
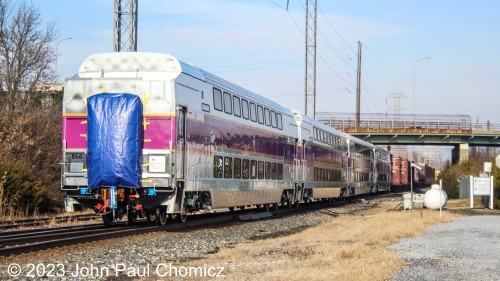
[0, 0, 60, 216]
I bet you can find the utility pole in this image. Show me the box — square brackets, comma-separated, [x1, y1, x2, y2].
[386, 93, 406, 120]
[113, 0, 138, 52]
[355, 41, 362, 128]
[304, 0, 317, 118]
[387, 93, 406, 128]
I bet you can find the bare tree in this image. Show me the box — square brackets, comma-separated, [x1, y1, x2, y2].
[0, 0, 57, 111]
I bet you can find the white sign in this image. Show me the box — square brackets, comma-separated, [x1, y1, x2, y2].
[473, 177, 491, 196]
[496, 155, 500, 169]
[149, 155, 166, 173]
[484, 162, 492, 173]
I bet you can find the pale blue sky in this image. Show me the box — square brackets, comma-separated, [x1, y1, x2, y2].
[38, 0, 500, 124]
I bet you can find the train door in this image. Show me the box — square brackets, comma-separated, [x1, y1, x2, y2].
[293, 138, 301, 183]
[176, 106, 187, 179]
[290, 138, 303, 204]
[173, 106, 188, 213]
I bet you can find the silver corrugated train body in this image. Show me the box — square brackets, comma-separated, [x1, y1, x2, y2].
[61, 52, 392, 225]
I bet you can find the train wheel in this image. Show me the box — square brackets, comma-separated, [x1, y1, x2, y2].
[264, 204, 270, 211]
[273, 203, 279, 210]
[155, 207, 168, 226]
[177, 213, 188, 223]
[128, 212, 139, 224]
[238, 206, 245, 211]
[229, 207, 235, 212]
[146, 212, 156, 223]
[102, 212, 114, 226]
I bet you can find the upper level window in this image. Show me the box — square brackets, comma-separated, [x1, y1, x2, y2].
[233, 96, 241, 117]
[257, 105, 264, 124]
[250, 102, 257, 122]
[241, 99, 249, 119]
[223, 92, 232, 114]
[277, 113, 283, 130]
[213, 88, 223, 111]
[271, 111, 277, 128]
[264, 108, 271, 126]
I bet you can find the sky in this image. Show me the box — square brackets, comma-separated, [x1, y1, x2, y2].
[36, 0, 500, 125]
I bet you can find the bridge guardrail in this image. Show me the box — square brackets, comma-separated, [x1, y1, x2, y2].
[317, 112, 480, 133]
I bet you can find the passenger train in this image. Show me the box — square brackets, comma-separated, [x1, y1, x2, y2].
[61, 52, 395, 225]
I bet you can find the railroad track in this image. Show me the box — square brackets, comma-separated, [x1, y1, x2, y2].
[0, 214, 99, 230]
[0, 192, 402, 257]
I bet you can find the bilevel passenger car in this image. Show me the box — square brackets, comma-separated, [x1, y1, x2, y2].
[61, 52, 391, 226]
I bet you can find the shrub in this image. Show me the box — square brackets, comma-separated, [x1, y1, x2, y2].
[437, 160, 481, 199]
[0, 161, 51, 217]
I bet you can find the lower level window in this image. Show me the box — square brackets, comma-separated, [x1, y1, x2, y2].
[214, 156, 223, 178]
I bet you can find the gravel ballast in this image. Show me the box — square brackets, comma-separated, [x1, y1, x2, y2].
[389, 215, 500, 281]
[0, 200, 380, 280]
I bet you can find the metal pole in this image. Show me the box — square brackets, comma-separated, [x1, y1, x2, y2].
[470, 175, 474, 208]
[412, 57, 431, 122]
[439, 179, 443, 218]
[355, 41, 362, 128]
[490, 175, 494, 209]
[410, 163, 413, 210]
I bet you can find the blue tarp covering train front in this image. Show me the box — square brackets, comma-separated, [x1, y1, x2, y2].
[86, 93, 143, 189]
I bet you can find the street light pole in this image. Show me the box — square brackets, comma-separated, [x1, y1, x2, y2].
[56, 37, 72, 82]
[412, 56, 431, 123]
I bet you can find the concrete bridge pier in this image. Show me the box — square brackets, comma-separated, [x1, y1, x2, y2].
[452, 143, 469, 164]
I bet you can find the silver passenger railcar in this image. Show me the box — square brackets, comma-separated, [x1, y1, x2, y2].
[61, 52, 391, 225]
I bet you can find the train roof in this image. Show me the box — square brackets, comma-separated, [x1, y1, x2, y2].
[346, 134, 374, 148]
[78, 52, 204, 80]
[299, 113, 346, 137]
[77, 52, 292, 115]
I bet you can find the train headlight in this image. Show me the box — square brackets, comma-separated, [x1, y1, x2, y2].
[148, 155, 166, 173]
[68, 153, 86, 172]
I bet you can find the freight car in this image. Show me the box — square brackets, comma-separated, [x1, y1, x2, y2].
[61, 52, 402, 226]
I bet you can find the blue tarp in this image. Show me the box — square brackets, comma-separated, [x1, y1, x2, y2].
[87, 93, 142, 188]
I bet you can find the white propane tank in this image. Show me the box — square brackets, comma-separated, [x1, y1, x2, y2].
[424, 184, 448, 209]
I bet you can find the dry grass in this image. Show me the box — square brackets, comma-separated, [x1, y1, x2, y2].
[446, 198, 485, 208]
[183, 202, 459, 281]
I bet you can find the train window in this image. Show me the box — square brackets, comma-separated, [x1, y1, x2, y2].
[258, 161, 264, 179]
[271, 162, 277, 180]
[264, 108, 271, 126]
[265, 162, 271, 179]
[257, 105, 264, 124]
[201, 103, 210, 112]
[271, 111, 277, 128]
[213, 88, 223, 111]
[223, 92, 232, 114]
[214, 156, 223, 178]
[250, 160, 257, 179]
[250, 102, 257, 122]
[277, 163, 283, 180]
[234, 158, 242, 179]
[233, 96, 241, 117]
[224, 157, 233, 178]
[241, 99, 249, 119]
[277, 113, 283, 130]
[242, 159, 250, 179]
[314, 127, 317, 140]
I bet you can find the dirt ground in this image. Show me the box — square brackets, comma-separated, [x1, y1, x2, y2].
[181, 200, 475, 281]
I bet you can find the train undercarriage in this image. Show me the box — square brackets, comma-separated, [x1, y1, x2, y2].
[68, 184, 358, 226]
